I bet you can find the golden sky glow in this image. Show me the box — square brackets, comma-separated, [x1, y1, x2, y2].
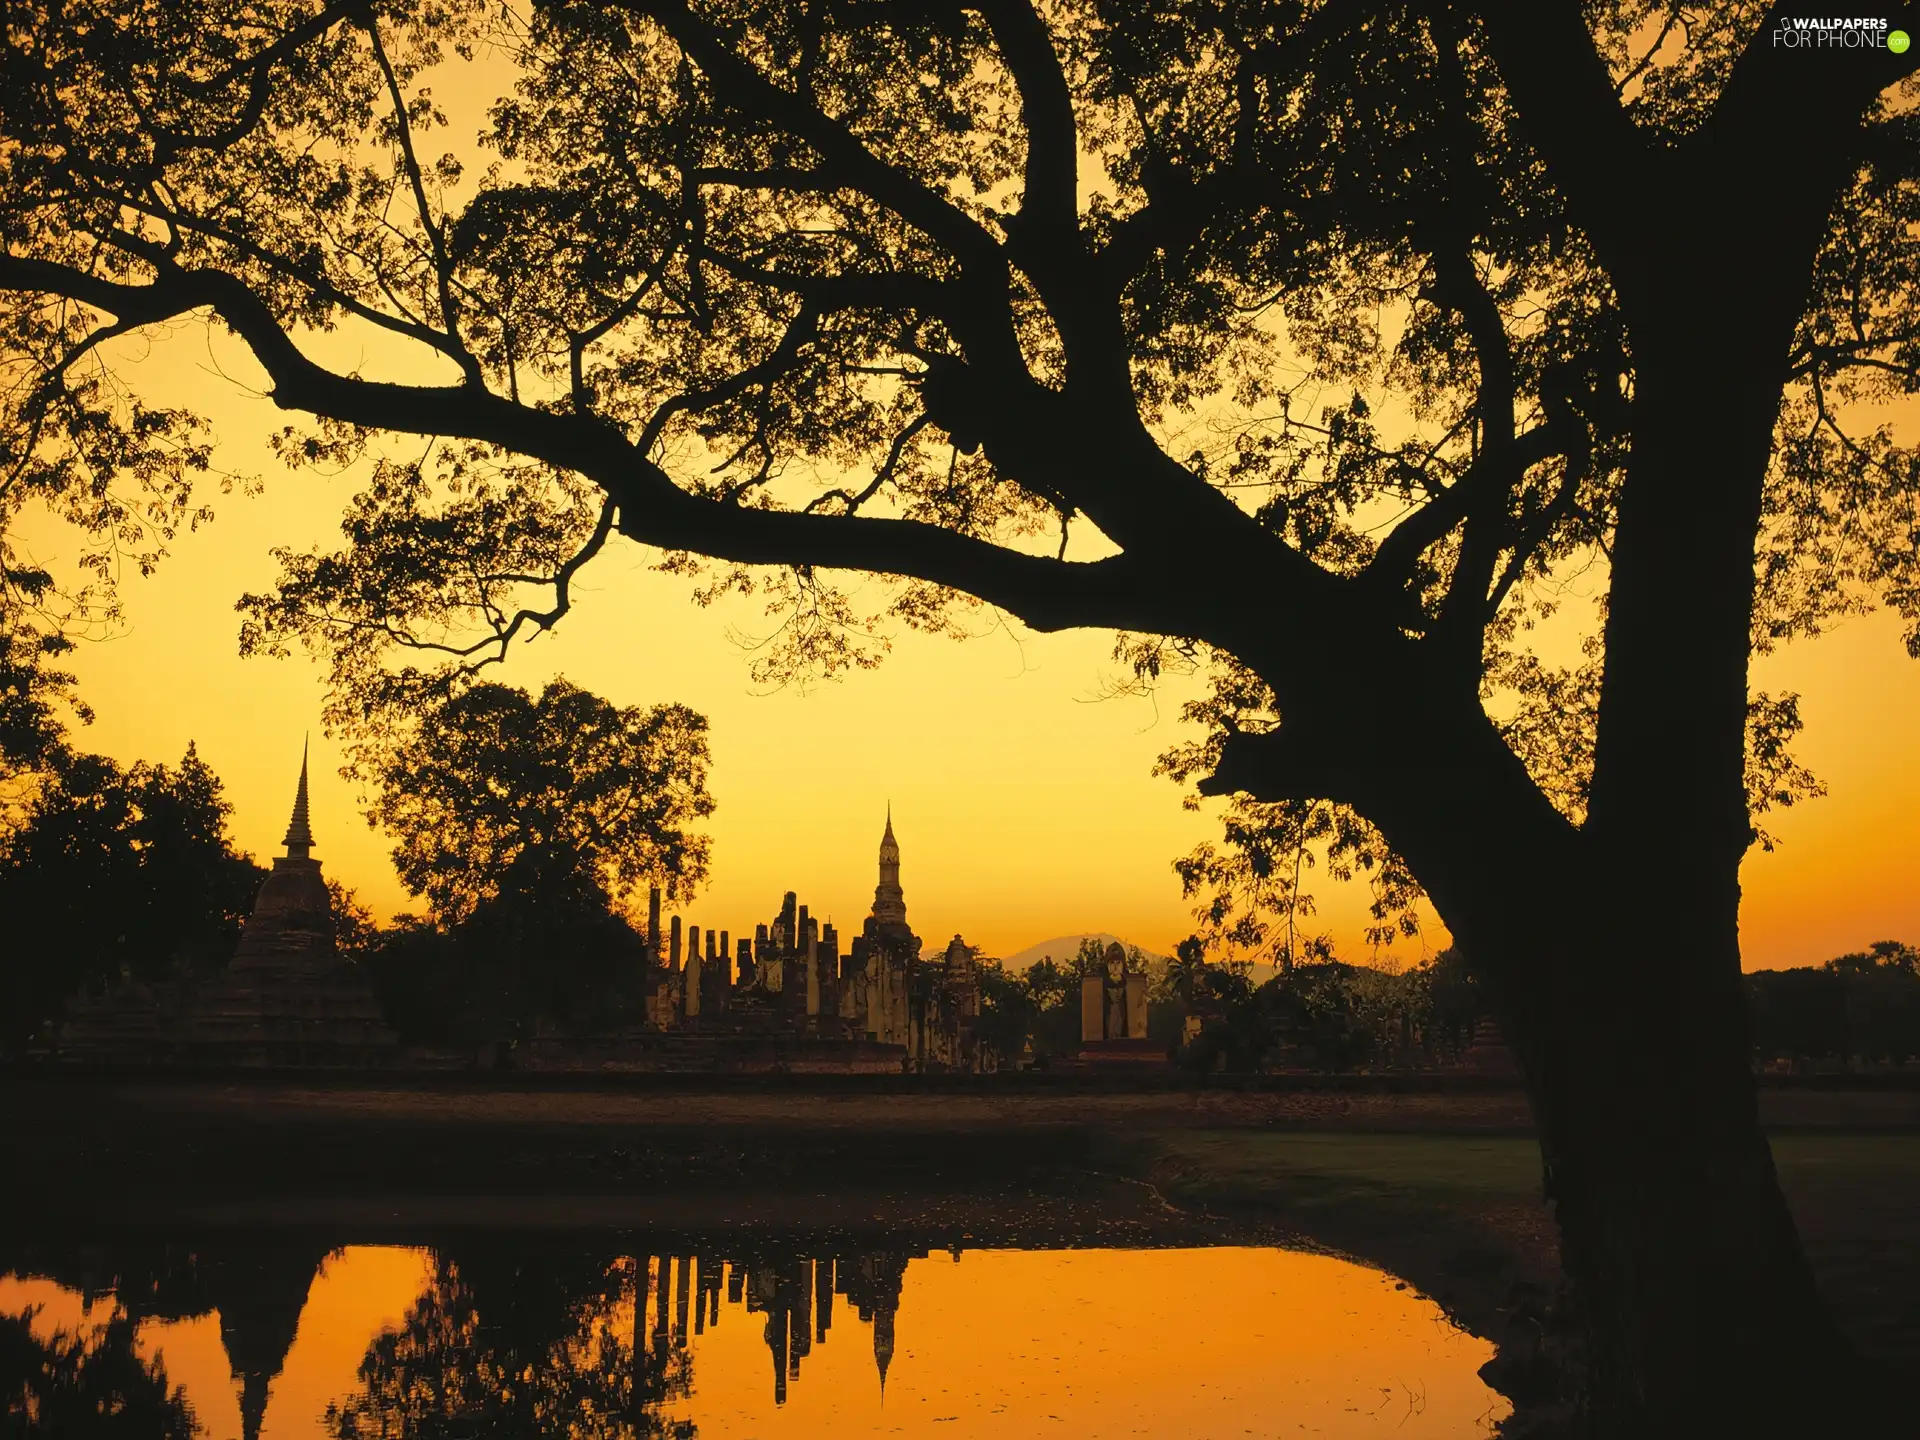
[15, 311, 1920, 968]
[14, 37, 1920, 971]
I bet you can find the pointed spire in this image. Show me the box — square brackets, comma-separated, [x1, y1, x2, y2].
[283, 736, 314, 858]
[240, 1370, 270, 1440]
[874, 1307, 894, 1401]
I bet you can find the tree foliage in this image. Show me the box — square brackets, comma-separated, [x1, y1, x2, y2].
[6, 3, 1920, 1418]
[0, 743, 265, 1044]
[373, 679, 714, 924]
[1749, 940, 1920, 1068]
[1154, 946, 1482, 1073]
[0, 1308, 200, 1440]
[362, 893, 651, 1046]
[328, 1251, 693, 1440]
[0, 1, 1911, 919]
[0, 605, 87, 799]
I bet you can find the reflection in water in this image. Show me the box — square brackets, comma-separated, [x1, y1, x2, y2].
[2, 1240, 1509, 1438]
[0, 1306, 197, 1439]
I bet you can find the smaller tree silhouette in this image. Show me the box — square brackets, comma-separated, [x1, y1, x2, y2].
[373, 680, 714, 925]
[0, 1309, 199, 1439]
[0, 743, 265, 1043]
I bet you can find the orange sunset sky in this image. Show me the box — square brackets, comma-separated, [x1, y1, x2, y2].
[18, 308, 1920, 971]
[14, 43, 1920, 972]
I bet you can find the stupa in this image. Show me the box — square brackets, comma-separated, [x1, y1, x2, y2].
[175, 742, 400, 1066]
[53, 742, 401, 1068]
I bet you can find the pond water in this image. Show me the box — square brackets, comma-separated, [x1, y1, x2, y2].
[2, 1241, 1511, 1438]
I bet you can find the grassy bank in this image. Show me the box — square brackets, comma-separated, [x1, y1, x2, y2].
[1099, 1128, 1920, 1431]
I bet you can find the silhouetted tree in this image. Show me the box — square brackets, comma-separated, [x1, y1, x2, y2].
[5, 2, 1917, 1426]
[1826, 939, 1920, 978]
[358, 681, 705, 1042]
[0, 745, 265, 1044]
[1749, 941, 1920, 1068]
[328, 1251, 693, 1440]
[1417, 947, 1481, 1061]
[0, 1309, 199, 1439]
[972, 958, 1036, 1065]
[1162, 936, 1209, 1008]
[1070, 938, 1107, 980]
[374, 680, 714, 924]
[1017, 956, 1080, 1061]
[1020, 957, 1076, 1013]
[1748, 966, 1851, 1069]
[0, 598, 87, 804]
[326, 879, 380, 964]
[369, 886, 651, 1046]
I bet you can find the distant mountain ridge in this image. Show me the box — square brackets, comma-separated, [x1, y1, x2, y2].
[997, 932, 1173, 973]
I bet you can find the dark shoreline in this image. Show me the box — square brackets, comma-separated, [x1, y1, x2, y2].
[9, 1060, 1919, 1092]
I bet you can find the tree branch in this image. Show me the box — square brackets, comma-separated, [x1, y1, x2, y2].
[1362, 422, 1562, 600]
[1430, 242, 1518, 647]
[0, 253, 1168, 635]
[362, 12, 481, 385]
[1465, 0, 1649, 281]
[144, 0, 368, 166]
[634, 0, 1005, 270]
[976, 0, 1083, 305]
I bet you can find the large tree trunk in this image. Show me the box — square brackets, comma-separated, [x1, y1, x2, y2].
[1516, 895, 1869, 1435]
[1377, 759, 1881, 1434]
[1437, 338, 1887, 1431]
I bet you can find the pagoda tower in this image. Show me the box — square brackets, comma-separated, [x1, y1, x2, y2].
[850, 807, 921, 1049]
[177, 741, 400, 1066]
[229, 740, 335, 981]
[870, 805, 908, 931]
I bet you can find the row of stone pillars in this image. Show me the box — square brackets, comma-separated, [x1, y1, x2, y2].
[642, 886, 849, 1029]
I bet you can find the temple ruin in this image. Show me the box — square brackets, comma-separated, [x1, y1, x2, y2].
[527, 809, 989, 1072]
[51, 745, 400, 1068]
[1077, 940, 1163, 1065]
[52, 769, 991, 1072]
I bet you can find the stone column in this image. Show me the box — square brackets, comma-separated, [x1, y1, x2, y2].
[818, 925, 839, 1024]
[1080, 973, 1105, 1043]
[738, 938, 753, 990]
[704, 929, 728, 1015]
[692, 1256, 705, 1336]
[805, 932, 820, 1018]
[814, 1256, 834, 1343]
[768, 1300, 789, 1405]
[674, 1254, 691, 1344]
[685, 925, 703, 1019]
[889, 956, 910, 1048]
[781, 912, 809, 1019]
[665, 916, 684, 1028]
[651, 1255, 670, 1354]
[645, 886, 663, 1015]
[1124, 972, 1148, 1040]
[867, 947, 886, 1040]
